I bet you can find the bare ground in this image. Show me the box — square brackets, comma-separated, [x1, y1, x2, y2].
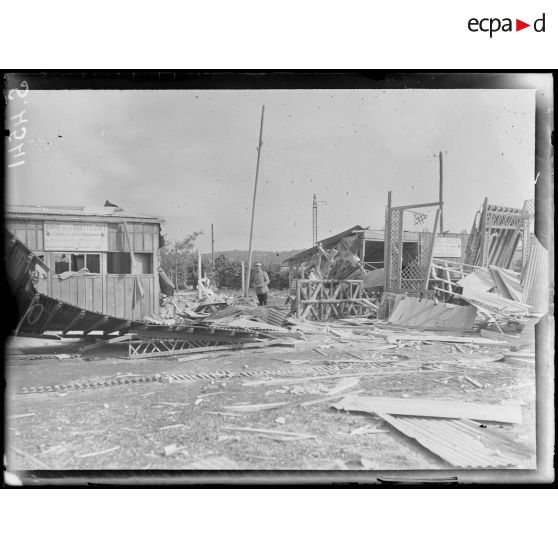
[5, 326, 536, 472]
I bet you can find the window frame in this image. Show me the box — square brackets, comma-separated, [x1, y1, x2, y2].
[52, 252, 102, 276]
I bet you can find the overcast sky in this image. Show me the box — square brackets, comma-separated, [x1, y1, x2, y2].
[6, 88, 535, 253]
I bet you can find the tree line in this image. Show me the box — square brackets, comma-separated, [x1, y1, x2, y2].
[159, 233, 291, 291]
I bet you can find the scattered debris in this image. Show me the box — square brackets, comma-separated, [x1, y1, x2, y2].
[77, 446, 121, 459]
[222, 426, 316, 441]
[462, 375, 483, 388]
[222, 401, 289, 413]
[8, 445, 50, 468]
[159, 424, 189, 430]
[162, 444, 189, 457]
[301, 389, 365, 408]
[327, 377, 360, 396]
[350, 424, 389, 436]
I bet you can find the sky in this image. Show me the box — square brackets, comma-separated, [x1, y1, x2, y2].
[6, 88, 536, 254]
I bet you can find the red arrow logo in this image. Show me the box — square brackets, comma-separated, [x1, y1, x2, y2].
[516, 19, 530, 31]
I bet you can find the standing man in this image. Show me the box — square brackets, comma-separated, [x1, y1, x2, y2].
[252, 262, 270, 306]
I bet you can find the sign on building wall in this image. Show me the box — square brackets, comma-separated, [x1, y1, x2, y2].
[432, 237, 462, 258]
[44, 222, 108, 251]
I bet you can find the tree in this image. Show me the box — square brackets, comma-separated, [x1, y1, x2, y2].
[159, 231, 203, 290]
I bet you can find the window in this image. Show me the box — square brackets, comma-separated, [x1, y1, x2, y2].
[54, 253, 101, 274]
[54, 253, 71, 274]
[106, 252, 153, 274]
[107, 252, 131, 274]
[134, 253, 153, 274]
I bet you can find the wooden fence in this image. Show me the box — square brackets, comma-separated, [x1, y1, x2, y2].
[294, 279, 373, 320]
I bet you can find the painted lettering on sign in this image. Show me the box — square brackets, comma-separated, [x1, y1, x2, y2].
[433, 237, 462, 258]
[44, 223, 108, 251]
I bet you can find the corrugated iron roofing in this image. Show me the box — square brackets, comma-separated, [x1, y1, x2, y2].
[380, 414, 530, 468]
[252, 306, 290, 328]
[521, 237, 549, 314]
[457, 269, 496, 292]
[489, 266, 523, 302]
[207, 305, 290, 328]
[6, 204, 163, 222]
[461, 290, 532, 316]
[363, 268, 385, 289]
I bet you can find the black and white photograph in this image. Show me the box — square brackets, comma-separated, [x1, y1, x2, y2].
[3, 72, 554, 485]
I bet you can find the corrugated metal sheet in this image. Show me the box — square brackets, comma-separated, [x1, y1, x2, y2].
[206, 305, 290, 328]
[206, 306, 242, 321]
[251, 306, 290, 327]
[225, 317, 288, 332]
[6, 204, 161, 221]
[456, 269, 495, 292]
[522, 237, 549, 313]
[388, 297, 476, 331]
[363, 268, 385, 290]
[489, 266, 523, 301]
[461, 290, 532, 316]
[379, 414, 531, 468]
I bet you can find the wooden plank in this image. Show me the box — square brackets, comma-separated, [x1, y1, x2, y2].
[85, 277, 93, 311]
[69, 277, 79, 306]
[332, 395, 522, 424]
[79, 333, 135, 353]
[115, 276, 126, 319]
[221, 426, 315, 439]
[222, 401, 289, 413]
[77, 277, 87, 308]
[301, 390, 365, 408]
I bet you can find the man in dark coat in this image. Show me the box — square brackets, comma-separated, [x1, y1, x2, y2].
[252, 262, 270, 306]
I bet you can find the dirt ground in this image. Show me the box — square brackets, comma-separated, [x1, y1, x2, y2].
[5, 319, 537, 473]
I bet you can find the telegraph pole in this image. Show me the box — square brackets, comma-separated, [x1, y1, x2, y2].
[434, 151, 444, 234]
[245, 105, 265, 298]
[312, 193, 327, 246]
[211, 223, 215, 272]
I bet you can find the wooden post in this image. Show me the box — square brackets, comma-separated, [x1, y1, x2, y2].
[423, 209, 441, 291]
[211, 223, 215, 273]
[296, 279, 301, 319]
[384, 190, 392, 291]
[245, 105, 265, 298]
[438, 151, 444, 234]
[241, 261, 245, 295]
[197, 250, 202, 299]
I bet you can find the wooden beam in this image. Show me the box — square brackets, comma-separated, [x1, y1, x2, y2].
[62, 310, 86, 335]
[14, 294, 41, 336]
[40, 301, 63, 332]
[391, 201, 443, 211]
[83, 316, 110, 335]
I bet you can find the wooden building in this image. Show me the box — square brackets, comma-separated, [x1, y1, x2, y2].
[5, 205, 164, 321]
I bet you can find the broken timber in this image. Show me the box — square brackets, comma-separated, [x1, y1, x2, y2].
[128, 338, 294, 359]
[294, 279, 370, 320]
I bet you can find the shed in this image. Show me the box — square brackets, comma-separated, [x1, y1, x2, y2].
[5, 204, 164, 321]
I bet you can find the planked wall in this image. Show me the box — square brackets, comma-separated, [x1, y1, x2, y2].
[7, 218, 161, 320]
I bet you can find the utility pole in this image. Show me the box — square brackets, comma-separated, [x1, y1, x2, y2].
[211, 223, 215, 272]
[245, 105, 265, 298]
[434, 151, 444, 234]
[312, 193, 327, 246]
